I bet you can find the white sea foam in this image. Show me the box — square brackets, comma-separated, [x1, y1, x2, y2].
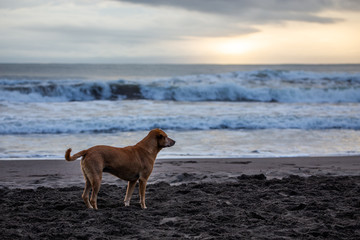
[1, 100, 359, 134]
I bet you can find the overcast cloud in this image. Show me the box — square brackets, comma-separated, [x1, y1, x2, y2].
[0, 0, 359, 63]
[117, 0, 360, 23]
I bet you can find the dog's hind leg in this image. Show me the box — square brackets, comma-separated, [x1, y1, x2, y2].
[82, 177, 93, 209]
[89, 172, 102, 210]
[81, 161, 93, 209]
[124, 180, 137, 206]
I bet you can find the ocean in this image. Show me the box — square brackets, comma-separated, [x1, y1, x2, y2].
[0, 64, 359, 159]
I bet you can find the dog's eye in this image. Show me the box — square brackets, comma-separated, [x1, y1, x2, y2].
[157, 134, 164, 139]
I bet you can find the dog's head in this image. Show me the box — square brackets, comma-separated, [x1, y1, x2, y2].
[150, 128, 176, 148]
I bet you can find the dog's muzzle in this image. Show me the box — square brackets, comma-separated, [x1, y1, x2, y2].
[165, 138, 176, 147]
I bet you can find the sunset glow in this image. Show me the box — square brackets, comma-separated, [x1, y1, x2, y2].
[216, 38, 255, 55]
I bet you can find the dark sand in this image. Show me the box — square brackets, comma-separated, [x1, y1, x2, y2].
[1, 156, 360, 239]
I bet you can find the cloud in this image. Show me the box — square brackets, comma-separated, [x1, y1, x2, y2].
[1, 1, 254, 63]
[115, 0, 360, 24]
[1, 0, 359, 63]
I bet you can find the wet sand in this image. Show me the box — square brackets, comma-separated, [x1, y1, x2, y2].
[1, 156, 360, 189]
[1, 156, 360, 239]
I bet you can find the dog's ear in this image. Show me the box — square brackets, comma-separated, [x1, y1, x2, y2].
[156, 132, 167, 148]
[156, 133, 164, 139]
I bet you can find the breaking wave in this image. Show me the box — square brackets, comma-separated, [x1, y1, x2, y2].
[1, 69, 360, 103]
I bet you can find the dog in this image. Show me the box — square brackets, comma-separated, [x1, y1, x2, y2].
[65, 129, 175, 210]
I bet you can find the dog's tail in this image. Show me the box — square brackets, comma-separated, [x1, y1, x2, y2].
[65, 148, 87, 161]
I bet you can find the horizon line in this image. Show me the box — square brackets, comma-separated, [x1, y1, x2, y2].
[1, 62, 360, 65]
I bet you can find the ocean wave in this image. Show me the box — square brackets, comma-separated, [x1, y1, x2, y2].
[0, 79, 141, 102]
[1, 69, 360, 103]
[1, 114, 360, 134]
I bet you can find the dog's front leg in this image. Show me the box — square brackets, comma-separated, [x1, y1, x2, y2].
[124, 180, 137, 206]
[139, 179, 147, 209]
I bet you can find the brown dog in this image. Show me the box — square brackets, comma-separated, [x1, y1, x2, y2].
[65, 129, 175, 210]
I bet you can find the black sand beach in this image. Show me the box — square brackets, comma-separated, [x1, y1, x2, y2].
[1, 157, 360, 239]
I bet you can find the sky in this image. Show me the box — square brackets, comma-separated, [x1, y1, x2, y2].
[0, 0, 359, 64]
